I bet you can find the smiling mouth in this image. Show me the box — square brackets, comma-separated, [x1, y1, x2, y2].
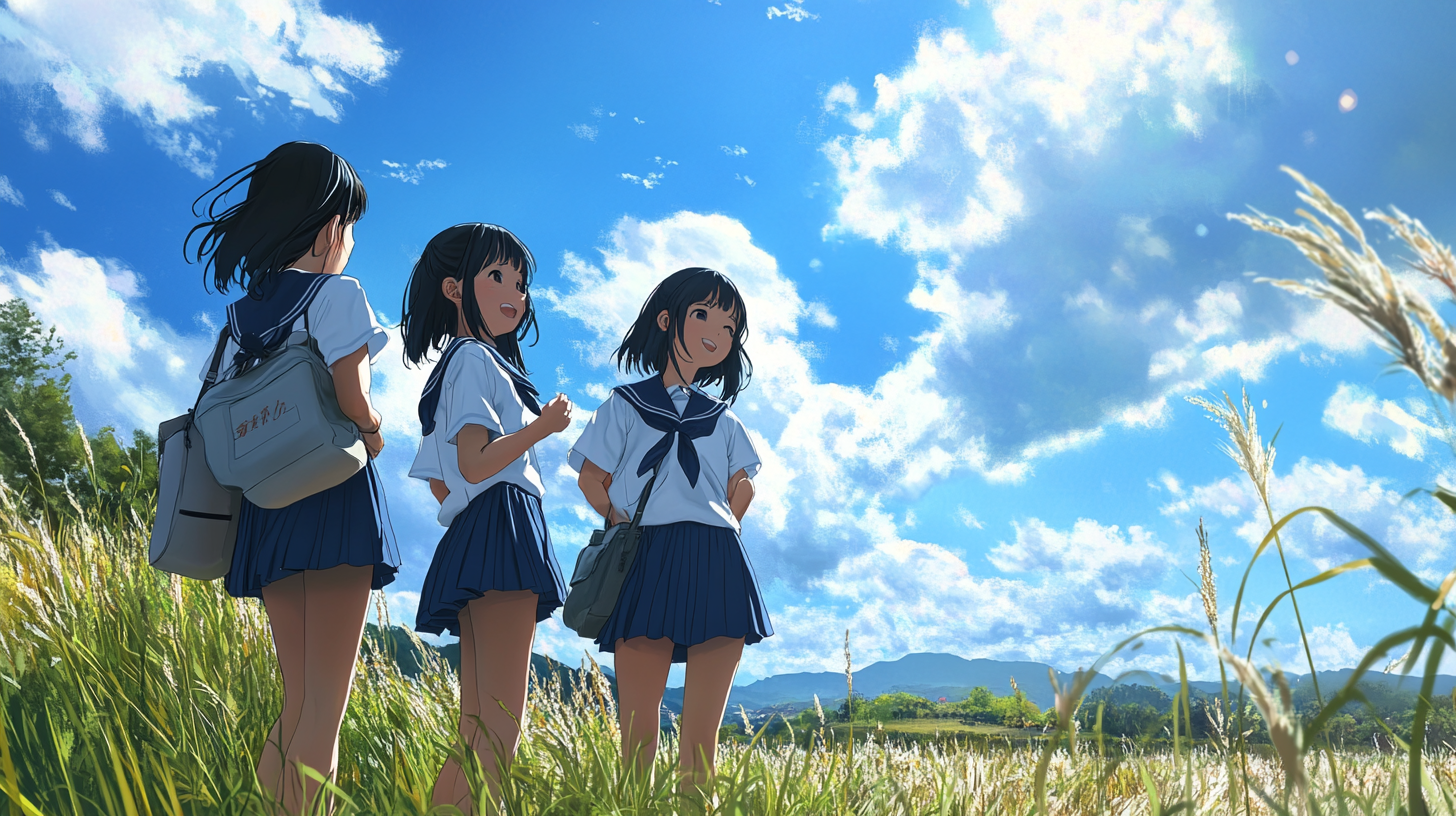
[701, 338, 718, 352]
[500, 303, 518, 319]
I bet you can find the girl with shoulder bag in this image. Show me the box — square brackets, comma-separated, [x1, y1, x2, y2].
[185, 141, 399, 814]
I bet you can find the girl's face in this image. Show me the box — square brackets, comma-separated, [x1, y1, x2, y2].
[472, 259, 528, 340]
[659, 299, 736, 370]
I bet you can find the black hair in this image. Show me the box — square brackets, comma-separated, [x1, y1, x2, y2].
[185, 141, 368, 295]
[400, 223, 538, 371]
[615, 267, 752, 402]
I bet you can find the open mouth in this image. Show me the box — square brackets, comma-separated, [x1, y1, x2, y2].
[500, 303, 518, 320]
[701, 338, 718, 353]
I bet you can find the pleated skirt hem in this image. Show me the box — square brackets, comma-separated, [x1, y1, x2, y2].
[594, 520, 773, 663]
[414, 482, 565, 637]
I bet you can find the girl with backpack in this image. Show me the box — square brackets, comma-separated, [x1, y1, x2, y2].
[401, 223, 573, 813]
[186, 141, 399, 814]
[568, 266, 772, 791]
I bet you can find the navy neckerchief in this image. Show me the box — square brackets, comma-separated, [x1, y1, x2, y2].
[417, 337, 541, 436]
[226, 269, 333, 368]
[614, 376, 727, 488]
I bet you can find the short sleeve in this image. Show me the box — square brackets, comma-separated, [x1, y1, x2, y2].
[408, 431, 445, 482]
[568, 392, 631, 474]
[440, 346, 507, 445]
[724, 411, 761, 479]
[308, 275, 389, 366]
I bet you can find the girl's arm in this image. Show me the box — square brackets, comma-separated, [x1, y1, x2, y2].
[578, 459, 629, 526]
[429, 478, 449, 505]
[728, 468, 754, 522]
[330, 344, 383, 458]
[457, 395, 573, 484]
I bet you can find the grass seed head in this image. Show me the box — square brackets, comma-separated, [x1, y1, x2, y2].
[1186, 389, 1275, 505]
[1197, 518, 1219, 638]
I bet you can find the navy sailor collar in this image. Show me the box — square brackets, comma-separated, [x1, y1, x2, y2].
[418, 337, 541, 436]
[226, 268, 333, 365]
[612, 376, 728, 487]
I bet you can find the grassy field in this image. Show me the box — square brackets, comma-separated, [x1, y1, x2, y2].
[8, 170, 1456, 814]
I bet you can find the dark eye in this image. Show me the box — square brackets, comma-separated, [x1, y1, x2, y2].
[489, 270, 502, 283]
[517, 281, 525, 293]
[692, 308, 707, 321]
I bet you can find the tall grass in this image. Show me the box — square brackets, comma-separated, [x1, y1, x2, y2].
[9, 166, 1456, 813]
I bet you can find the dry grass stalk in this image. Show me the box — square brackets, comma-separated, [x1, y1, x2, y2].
[1186, 389, 1275, 506]
[1229, 165, 1456, 401]
[1198, 517, 1219, 640]
[1214, 639, 1309, 806]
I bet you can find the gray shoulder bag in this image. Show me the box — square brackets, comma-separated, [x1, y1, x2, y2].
[562, 466, 661, 639]
[149, 330, 243, 580]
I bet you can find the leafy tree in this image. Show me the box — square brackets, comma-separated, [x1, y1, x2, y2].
[0, 298, 157, 523]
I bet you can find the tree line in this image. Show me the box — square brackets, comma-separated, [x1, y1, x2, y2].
[0, 298, 158, 525]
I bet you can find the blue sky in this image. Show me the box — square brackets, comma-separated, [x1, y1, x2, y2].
[4, 0, 1456, 685]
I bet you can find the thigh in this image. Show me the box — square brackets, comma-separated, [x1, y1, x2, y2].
[260, 571, 307, 693]
[457, 609, 478, 719]
[301, 565, 375, 692]
[464, 591, 538, 707]
[614, 638, 675, 711]
[682, 637, 745, 722]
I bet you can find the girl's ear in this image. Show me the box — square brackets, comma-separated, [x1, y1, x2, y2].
[656, 309, 670, 331]
[441, 276, 464, 306]
[313, 214, 344, 260]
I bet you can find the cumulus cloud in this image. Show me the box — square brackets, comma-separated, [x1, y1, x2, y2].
[0, 0, 395, 175]
[0, 240, 210, 431]
[1323, 382, 1438, 460]
[1164, 456, 1456, 578]
[821, 0, 1237, 254]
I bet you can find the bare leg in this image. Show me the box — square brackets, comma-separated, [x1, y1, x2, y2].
[679, 637, 744, 791]
[258, 572, 307, 801]
[464, 590, 539, 803]
[278, 565, 374, 815]
[613, 637, 675, 774]
[432, 611, 478, 815]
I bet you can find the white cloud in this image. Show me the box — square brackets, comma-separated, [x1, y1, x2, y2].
[766, 3, 817, 21]
[721, 145, 748, 156]
[0, 0, 395, 175]
[821, 0, 1237, 254]
[48, 190, 75, 210]
[741, 509, 1193, 679]
[380, 159, 448, 185]
[736, 173, 756, 188]
[956, 507, 984, 529]
[1121, 216, 1172, 260]
[1164, 456, 1456, 578]
[569, 123, 598, 141]
[0, 240, 209, 431]
[1323, 382, 1438, 460]
[0, 176, 23, 207]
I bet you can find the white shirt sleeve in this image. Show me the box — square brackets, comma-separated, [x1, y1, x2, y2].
[308, 275, 389, 366]
[724, 410, 762, 479]
[568, 392, 631, 475]
[440, 345, 507, 445]
[408, 430, 445, 482]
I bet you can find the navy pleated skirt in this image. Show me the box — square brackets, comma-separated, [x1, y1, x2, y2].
[225, 460, 400, 599]
[595, 521, 773, 663]
[415, 482, 566, 636]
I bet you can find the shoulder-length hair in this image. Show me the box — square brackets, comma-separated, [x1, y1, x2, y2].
[614, 267, 751, 402]
[400, 223, 538, 371]
[185, 141, 368, 296]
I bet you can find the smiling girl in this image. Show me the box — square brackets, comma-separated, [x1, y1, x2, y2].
[569, 266, 772, 790]
[401, 223, 572, 813]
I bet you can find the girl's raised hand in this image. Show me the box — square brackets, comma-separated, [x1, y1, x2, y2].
[536, 394, 574, 435]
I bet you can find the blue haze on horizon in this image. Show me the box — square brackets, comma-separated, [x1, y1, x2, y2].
[3, 0, 1455, 686]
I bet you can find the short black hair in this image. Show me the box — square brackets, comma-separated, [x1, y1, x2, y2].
[185, 141, 368, 296]
[615, 267, 751, 402]
[400, 223, 538, 372]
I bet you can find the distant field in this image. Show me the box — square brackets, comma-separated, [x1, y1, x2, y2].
[826, 719, 1038, 738]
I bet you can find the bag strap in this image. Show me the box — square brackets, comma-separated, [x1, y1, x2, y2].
[179, 329, 230, 451]
[605, 463, 661, 533]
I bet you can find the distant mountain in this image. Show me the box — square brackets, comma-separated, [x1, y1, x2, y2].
[661, 652, 1456, 713]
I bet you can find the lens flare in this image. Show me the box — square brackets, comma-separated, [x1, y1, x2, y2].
[1338, 90, 1358, 112]
[1285, 50, 1299, 65]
